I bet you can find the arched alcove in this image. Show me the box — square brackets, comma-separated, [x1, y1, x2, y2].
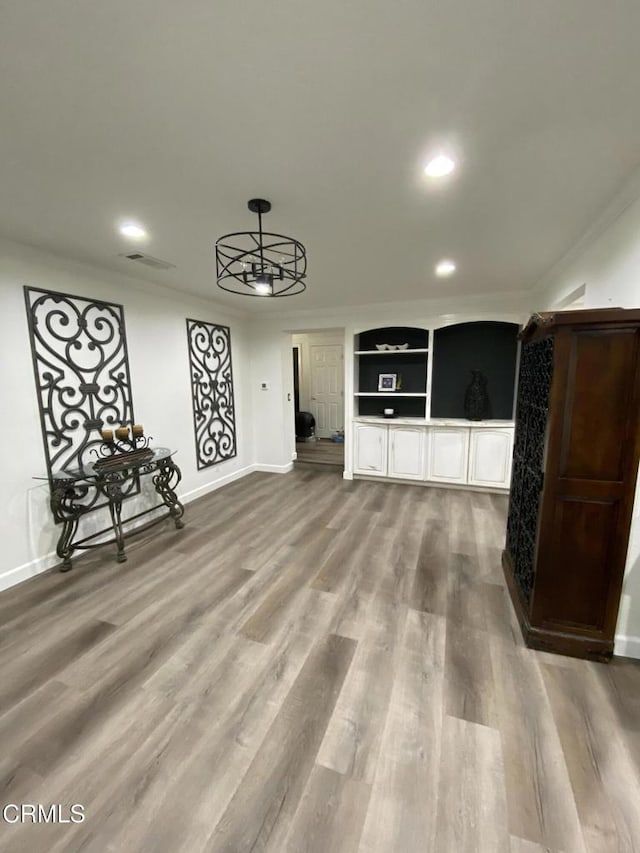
[431, 321, 520, 419]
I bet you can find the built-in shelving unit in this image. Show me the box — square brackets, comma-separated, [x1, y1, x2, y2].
[354, 327, 429, 418]
[350, 321, 521, 491]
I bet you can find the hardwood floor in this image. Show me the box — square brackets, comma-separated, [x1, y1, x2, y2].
[1, 468, 639, 852]
[295, 439, 344, 467]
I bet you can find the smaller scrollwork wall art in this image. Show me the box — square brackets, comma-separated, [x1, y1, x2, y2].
[186, 318, 237, 469]
[24, 286, 139, 510]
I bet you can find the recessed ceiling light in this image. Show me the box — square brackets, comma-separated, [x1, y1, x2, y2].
[119, 221, 147, 240]
[424, 155, 456, 177]
[435, 259, 456, 277]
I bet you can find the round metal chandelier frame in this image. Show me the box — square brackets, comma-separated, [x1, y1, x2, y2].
[215, 199, 307, 297]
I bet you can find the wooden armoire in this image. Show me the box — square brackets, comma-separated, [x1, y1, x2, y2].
[503, 308, 640, 660]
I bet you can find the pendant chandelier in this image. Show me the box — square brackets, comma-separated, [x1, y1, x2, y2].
[215, 199, 307, 297]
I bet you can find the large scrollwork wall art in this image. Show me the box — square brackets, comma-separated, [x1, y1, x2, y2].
[186, 318, 237, 469]
[24, 287, 138, 509]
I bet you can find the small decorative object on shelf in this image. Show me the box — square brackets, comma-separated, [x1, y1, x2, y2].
[464, 369, 491, 420]
[92, 424, 154, 470]
[378, 373, 397, 391]
[383, 407, 396, 418]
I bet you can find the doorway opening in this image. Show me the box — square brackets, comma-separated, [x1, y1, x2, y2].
[291, 329, 345, 469]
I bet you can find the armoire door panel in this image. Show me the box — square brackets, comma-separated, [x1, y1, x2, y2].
[559, 330, 638, 482]
[535, 497, 619, 631]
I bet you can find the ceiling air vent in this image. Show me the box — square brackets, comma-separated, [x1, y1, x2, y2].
[119, 252, 176, 271]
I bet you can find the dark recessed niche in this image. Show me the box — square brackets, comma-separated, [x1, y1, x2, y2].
[357, 327, 428, 351]
[431, 321, 519, 419]
[358, 396, 426, 418]
[358, 353, 427, 393]
[356, 326, 429, 418]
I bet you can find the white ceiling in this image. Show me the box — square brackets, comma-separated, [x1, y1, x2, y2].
[1, 0, 640, 313]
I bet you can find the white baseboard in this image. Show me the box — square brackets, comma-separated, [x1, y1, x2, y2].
[0, 551, 60, 593]
[343, 470, 354, 480]
[253, 462, 294, 474]
[179, 464, 256, 504]
[614, 634, 640, 660]
[0, 463, 263, 595]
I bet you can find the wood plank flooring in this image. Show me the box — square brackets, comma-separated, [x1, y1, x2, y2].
[1, 468, 639, 852]
[295, 439, 344, 468]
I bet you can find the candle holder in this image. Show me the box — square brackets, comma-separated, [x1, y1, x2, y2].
[91, 424, 154, 471]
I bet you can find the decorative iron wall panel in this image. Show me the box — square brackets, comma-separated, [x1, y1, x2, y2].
[506, 335, 554, 604]
[186, 318, 237, 469]
[24, 287, 138, 507]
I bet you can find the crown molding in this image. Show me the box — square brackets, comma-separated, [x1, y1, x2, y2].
[531, 165, 640, 298]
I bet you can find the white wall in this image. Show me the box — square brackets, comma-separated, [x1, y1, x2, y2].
[248, 326, 295, 474]
[0, 238, 254, 591]
[533, 184, 640, 658]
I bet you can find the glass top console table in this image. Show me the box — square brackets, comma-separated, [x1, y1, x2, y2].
[34, 447, 185, 571]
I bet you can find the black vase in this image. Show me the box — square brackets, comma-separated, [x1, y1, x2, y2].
[464, 370, 491, 420]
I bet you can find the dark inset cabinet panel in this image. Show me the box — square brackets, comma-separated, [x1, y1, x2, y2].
[358, 353, 427, 393]
[561, 330, 638, 482]
[537, 498, 619, 631]
[431, 322, 519, 419]
[507, 336, 554, 604]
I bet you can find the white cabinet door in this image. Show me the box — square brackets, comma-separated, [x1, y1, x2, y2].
[388, 426, 426, 480]
[468, 428, 513, 488]
[353, 424, 388, 476]
[428, 427, 470, 484]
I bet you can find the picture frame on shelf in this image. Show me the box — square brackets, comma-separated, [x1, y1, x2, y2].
[378, 373, 397, 391]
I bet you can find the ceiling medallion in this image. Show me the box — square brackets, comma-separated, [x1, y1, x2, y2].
[215, 199, 307, 297]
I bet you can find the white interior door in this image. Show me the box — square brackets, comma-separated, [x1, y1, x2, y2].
[310, 344, 343, 438]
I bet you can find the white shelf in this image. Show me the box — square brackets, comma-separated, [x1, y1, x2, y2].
[354, 348, 429, 355]
[354, 416, 515, 428]
[354, 392, 427, 397]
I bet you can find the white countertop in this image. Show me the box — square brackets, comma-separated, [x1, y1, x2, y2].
[354, 416, 515, 428]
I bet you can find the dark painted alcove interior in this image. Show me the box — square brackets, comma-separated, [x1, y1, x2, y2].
[431, 321, 519, 419]
[356, 327, 428, 417]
